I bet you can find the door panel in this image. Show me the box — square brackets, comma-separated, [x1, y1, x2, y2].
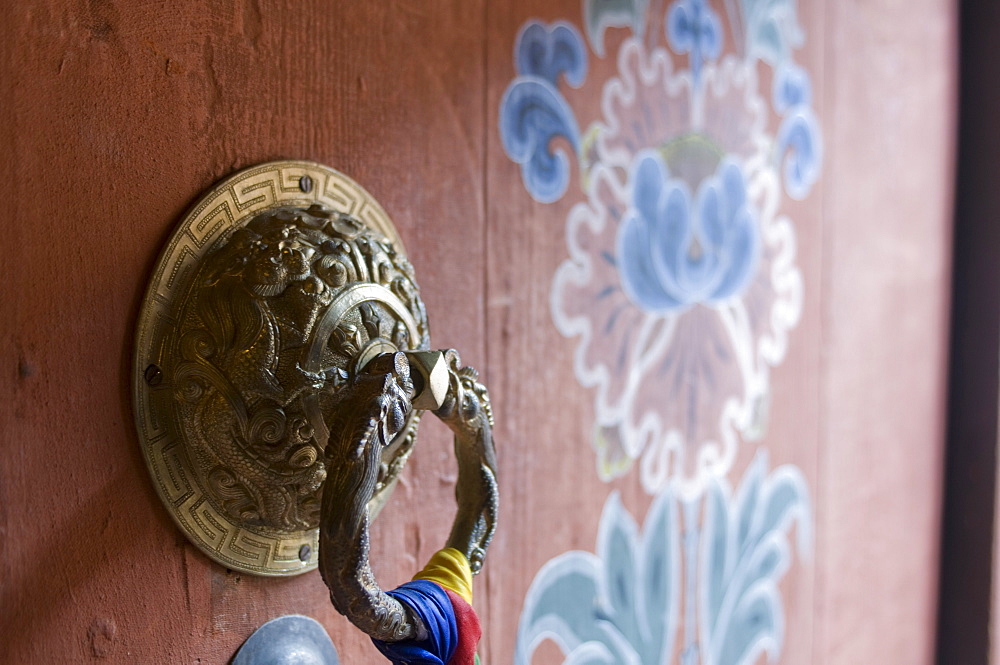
[0, 1, 955, 664]
[0, 2, 488, 662]
[484, 2, 826, 663]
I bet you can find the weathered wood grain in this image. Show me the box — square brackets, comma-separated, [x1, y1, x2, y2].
[482, 1, 826, 662]
[0, 0, 958, 664]
[0, 1, 486, 662]
[815, 1, 956, 664]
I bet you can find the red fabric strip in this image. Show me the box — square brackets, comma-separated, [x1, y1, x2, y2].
[443, 587, 481, 665]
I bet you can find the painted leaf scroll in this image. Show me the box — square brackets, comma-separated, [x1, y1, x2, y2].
[514, 455, 809, 665]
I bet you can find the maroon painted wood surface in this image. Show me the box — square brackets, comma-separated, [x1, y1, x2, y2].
[0, 2, 487, 662]
[815, 2, 956, 663]
[0, 1, 955, 664]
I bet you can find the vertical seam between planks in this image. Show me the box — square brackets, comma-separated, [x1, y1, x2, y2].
[481, 0, 490, 381]
[480, 1, 493, 662]
[813, 0, 835, 663]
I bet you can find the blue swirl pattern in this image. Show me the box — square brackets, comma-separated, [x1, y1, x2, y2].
[516, 21, 589, 86]
[499, 22, 588, 203]
[617, 152, 760, 313]
[773, 64, 821, 200]
[667, 0, 722, 83]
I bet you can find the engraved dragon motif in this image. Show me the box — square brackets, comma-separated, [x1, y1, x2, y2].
[169, 204, 429, 532]
[318, 349, 498, 641]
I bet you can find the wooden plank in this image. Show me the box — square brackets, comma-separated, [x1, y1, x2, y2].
[0, 0, 961, 663]
[0, 1, 486, 662]
[483, 2, 615, 660]
[815, 1, 957, 664]
[485, 1, 827, 663]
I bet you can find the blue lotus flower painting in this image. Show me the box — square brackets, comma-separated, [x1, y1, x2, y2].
[500, 0, 822, 495]
[514, 455, 811, 665]
[617, 151, 760, 313]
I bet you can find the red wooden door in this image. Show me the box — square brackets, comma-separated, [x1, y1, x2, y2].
[0, 1, 955, 664]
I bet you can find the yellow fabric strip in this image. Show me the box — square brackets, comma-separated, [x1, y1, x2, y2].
[412, 547, 474, 604]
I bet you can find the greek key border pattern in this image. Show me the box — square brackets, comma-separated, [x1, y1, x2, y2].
[133, 161, 399, 576]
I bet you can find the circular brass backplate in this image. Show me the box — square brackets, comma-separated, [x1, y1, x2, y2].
[133, 161, 426, 576]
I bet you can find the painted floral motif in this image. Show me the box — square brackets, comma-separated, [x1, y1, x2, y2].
[514, 454, 811, 665]
[499, 0, 820, 494]
[666, 0, 722, 84]
[617, 152, 759, 312]
[499, 22, 588, 203]
[515, 490, 680, 665]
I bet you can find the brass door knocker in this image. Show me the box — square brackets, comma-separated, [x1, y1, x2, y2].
[132, 161, 497, 645]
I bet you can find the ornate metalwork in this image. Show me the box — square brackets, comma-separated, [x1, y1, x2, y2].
[169, 203, 429, 534]
[134, 160, 499, 636]
[318, 349, 498, 640]
[436, 349, 498, 575]
[134, 162, 429, 576]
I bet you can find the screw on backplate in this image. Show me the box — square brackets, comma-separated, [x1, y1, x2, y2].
[299, 175, 313, 193]
[298, 544, 311, 562]
[144, 364, 163, 386]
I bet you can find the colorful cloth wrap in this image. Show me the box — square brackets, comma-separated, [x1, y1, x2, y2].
[371, 548, 482, 665]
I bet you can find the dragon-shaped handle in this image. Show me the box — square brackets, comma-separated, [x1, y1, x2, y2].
[318, 349, 498, 641]
[133, 162, 497, 655]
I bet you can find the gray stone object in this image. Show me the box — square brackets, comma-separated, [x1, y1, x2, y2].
[232, 615, 340, 665]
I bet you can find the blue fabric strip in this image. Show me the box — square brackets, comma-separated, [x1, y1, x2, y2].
[372, 580, 458, 665]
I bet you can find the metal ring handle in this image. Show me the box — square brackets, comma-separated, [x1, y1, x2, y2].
[318, 350, 498, 641]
